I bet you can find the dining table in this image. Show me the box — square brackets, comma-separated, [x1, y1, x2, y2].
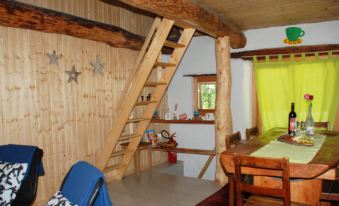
[220, 127, 339, 205]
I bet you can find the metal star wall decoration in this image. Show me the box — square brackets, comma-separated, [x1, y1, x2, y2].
[65, 65, 81, 84]
[47, 50, 62, 65]
[90, 55, 105, 75]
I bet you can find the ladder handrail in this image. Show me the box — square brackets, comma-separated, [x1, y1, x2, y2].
[114, 28, 195, 179]
[95, 18, 174, 170]
[113, 17, 162, 119]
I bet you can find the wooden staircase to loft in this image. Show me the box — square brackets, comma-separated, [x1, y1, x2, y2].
[95, 17, 195, 180]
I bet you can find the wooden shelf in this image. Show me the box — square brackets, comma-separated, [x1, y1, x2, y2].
[152, 147, 215, 155]
[151, 119, 214, 124]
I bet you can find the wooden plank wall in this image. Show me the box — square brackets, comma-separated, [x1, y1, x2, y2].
[0, 0, 168, 204]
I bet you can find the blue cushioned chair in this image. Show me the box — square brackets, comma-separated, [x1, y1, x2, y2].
[59, 161, 112, 206]
[0, 144, 44, 206]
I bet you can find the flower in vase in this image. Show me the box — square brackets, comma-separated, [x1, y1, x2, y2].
[304, 93, 314, 104]
[304, 94, 313, 102]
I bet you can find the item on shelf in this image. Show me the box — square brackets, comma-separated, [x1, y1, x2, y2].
[151, 134, 158, 147]
[143, 130, 155, 142]
[147, 93, 151, 101]
[140, 95, 144, 101]
[193, 110, 202, 120]
[173, 103, 178, 120]
[158, 130, 178, 149]
[193, 116, 202, 120]
[179, 113, 187, 120]
[204, 113, 215, 120]
[152, 110, 160, 119]
[165, 112, 172, 120]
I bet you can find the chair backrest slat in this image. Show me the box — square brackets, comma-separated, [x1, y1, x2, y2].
[225, 131, 241, 150]
[234, 153, 291, 206]
[243, 184, 284, 197]
[246, 127, 258, 140]
[300, 121, 330, 130]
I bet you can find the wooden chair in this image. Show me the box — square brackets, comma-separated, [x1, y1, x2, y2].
[320, 128, 339, 203]
[321, 171, 339, 202]
[234, 153, 308, 206]
[225, 131, 241, 206]
[300, 121, 330, 130]
[245, 127, 258, 140]
[225, 131, 241, 150]
[314, 121, 330, 130]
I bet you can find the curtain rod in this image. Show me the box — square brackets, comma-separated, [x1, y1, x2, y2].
[231, 44, 339, 60]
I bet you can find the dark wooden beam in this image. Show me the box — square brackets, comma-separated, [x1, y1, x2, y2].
[0, 0, 144, 50]
[107, 0, 246, 49]
[231, 44, 339, 60]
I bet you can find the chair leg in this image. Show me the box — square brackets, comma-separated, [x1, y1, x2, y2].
[229, 174, 235, 206]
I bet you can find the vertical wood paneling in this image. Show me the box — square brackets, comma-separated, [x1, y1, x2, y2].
[0, 0, 168, 205]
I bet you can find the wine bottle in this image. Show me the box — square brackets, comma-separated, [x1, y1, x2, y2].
[288, 103, 297, 135]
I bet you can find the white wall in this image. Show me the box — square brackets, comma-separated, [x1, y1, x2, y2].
[167, 20, 339, 180]
[237, 20, 339, 51]
[167, 37, 217, 180]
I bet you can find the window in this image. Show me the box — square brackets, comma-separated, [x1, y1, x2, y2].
[194, 75, 216, 115]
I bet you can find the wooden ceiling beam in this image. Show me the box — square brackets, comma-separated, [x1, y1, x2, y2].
[231, 44, 339, 60]
[0, 0, 144, 50]
[109, 0, 247, 48]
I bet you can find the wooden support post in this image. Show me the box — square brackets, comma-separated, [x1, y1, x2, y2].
[215, 36, 233, 185]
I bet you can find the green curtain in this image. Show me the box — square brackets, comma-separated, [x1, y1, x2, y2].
[254, 54, 339, 132]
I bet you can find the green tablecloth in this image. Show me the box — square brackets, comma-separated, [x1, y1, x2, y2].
[251, 134, 326, 164]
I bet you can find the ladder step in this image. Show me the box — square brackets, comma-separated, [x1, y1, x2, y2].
[135, 100, 158, 106]
[119, 133, 141, 141]
[111, 149, 131, 157]
[104, 164, 124, 173]
[154, 62, 176, 68]
[126, 118, 149, 123]
[164, 40, 185, 48]
[144, 82, 167, 87]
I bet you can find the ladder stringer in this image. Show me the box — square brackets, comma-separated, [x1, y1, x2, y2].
[114, 17, 162, 112]
[95, 18, 175, 171]
[114, 28, 196, 179]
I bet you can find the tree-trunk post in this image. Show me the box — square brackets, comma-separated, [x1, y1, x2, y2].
[215, 36, 233, 185]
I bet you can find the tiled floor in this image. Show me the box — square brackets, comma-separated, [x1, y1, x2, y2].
[107, 163, 222, 206]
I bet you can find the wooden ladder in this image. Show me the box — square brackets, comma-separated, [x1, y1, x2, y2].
[95, 17, 195, 180]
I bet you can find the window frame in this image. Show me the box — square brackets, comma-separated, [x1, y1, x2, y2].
[193, 75, 217, 116]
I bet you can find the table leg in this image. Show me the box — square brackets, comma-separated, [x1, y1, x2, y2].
[134, 148, 141, 181]
[228, 174, 235, 206]
[148, 146, 152, 175]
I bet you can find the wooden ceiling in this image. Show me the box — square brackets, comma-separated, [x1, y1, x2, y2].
[192, 0, 339, 30]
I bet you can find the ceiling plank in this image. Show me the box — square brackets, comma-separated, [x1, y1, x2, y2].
[0, 0, 145, 50]
[109, 0, 246, 48]
[193, 0, 339, 30]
